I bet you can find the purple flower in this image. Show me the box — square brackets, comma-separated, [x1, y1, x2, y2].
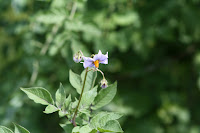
[83, 50, 108, 68]
[100, 78, 108, 88]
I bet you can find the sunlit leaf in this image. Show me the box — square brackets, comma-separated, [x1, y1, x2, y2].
[14, 123, 30, 133]
[43, 104, 58, 114]
[20, 87, 54, 105]
[69, 70, 82, 94]
[55, 83, 66, 108]
[0, 126, 13, 133]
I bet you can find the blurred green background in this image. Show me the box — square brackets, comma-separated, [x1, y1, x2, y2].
[1, 0, 200, 133]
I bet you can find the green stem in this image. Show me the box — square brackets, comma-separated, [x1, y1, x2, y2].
[91, 71, 97, 89]
[89, 71, 97, 122]
[72, 67, 88, 127]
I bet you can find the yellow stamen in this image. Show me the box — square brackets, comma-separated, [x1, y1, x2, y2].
[94, 60, 99, 68]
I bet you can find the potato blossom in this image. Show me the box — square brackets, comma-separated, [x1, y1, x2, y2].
[83, 50, 108, 68]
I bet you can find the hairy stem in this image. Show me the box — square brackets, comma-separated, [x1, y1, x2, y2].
[72, 67, 88, 127]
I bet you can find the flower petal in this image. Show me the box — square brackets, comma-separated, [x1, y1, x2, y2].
[83, 57, 94, 62]
[93, 50, 108, 61]
[99, 58, 108, 64]
[105, 52, 108, 58]
[83, 57, 95, 68]
[83, 61, 95, 68]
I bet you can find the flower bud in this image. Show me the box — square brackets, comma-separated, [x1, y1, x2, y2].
[73, 53, 82, 63]
[100, 78, 108, 88]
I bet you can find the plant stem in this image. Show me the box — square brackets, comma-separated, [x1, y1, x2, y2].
[89, 71, 97, 121]
[72, 67, 88, 127]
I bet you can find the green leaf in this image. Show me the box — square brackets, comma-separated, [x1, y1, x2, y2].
[62, 94, 71, 112]
[43, 104, 58, 114]
[99, 112, 123, 127]
[35, 13, 65, 24]
[92, 82, 117, 110]
[98, 120, 123, 132]
[60, 123, 73, 133]
[90, 112, 122, 129]
[72, 98, 78, 109]
[20, 87, 54, 105]
[69, 70, 82, 94]
[72, 125, 93, 133]
[13, 123, 30, 133]
[55, 83, 66, 108]
[79, 125, 93, 133]
[72, 126, 80, 133]
[59, 94, 71, 117]
[89, 129, 98, 133]
[79, 109, 91, 117]
[0, 126, 14, 133]
[81, 70, 97, 92]
[81, 86, 98, 109]
[90, 112, 107, 129]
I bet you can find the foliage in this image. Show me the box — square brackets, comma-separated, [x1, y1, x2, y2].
[20, 67, 122, 133]
[0, 123, 30, 133]
[1, 0, 200, 133]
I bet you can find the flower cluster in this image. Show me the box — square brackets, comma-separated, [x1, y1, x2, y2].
[73, 50, 108, 88]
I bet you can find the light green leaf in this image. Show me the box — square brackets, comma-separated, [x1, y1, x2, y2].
[98, 120, 123, 132]
[0, 126, 14, 133]
[90, 112, 107, 128]
[62, 94, 71, 113]
[92, 82, 117, 110]
[99, 112, 123, 127]
[81, 86, 97, 109]
[90, 112, 122, 129]
[69, 70, 82, 94]
[72, 98, 78, 109]
[81, 70, 97, 92]
[35, 13, 65, 24]
[20, 87, 54, 105]
[43, 104, 58, 114]
[79, 109, 91, 117]
[59, 94, 71, 117]
[51, 0, 67, 8]
[56, 83, 66, 108]
[79, 125, 92, 133]
[72, 126, 80, 133]
[14, 123, 30, 133]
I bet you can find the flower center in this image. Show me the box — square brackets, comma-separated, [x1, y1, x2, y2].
[94, 60, 99, 68]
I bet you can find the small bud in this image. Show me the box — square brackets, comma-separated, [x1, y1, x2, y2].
[73, 53, 82, 63]
[91, 54, 95, 58]
[100, 78, 108, 88]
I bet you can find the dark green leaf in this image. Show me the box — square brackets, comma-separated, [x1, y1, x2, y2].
[92, 82, 117, 110]
[60, 123, 73, 133]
